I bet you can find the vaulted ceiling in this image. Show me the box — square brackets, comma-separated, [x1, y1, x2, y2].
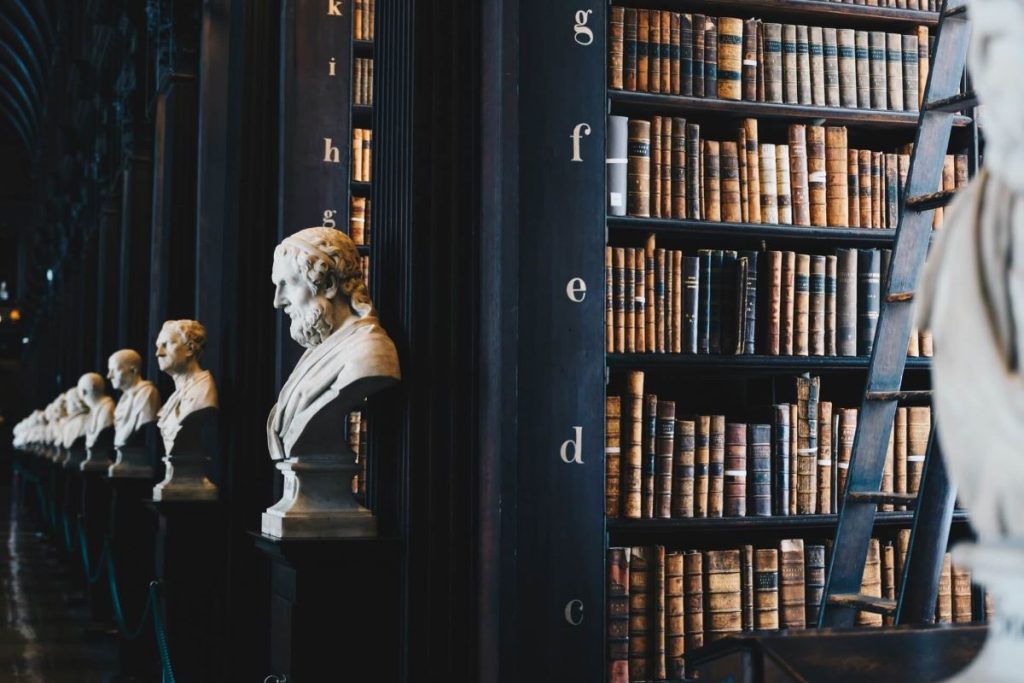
[0, 0, 52, 152]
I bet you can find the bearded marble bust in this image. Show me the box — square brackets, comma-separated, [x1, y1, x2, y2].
[108, 349, 162, 447]
[267, 226, 400, 460]
[78, 373, 116, 448]
[155, 320, 219, 454]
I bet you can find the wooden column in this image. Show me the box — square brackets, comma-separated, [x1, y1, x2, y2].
[117, 152, 154, 354]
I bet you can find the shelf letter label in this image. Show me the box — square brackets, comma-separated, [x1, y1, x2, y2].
[564, 600, 584, 626]
[573, 10, 594, 46]
[328, 0, 342, 16]
[323, 138, 341, 163]
[566, 278, 587, 302]
[570, 123, 591, 162]
[329, 58, 337, 76]
[322, 210, 337, 228]
[560, 426, 583, 464]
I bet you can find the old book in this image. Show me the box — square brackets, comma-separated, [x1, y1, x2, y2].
[625, 248, 636, 352]
[743, 119, 762, 223]
[936, 552, 953, 625]
[704, 140, 722, 221]
[656, 248, 666, 352]
[837, 408, 857, 498]
[672, 118, 687, 218]
[624, 8, 638, 91]
[826, 126, 849, 227]
[781, 251, 797, 355]
[740, 251, 759, 355]
[692, 14, 706, 96]
[902, 34, 919, 112]
[858, 538, 884, 627]
[779, 539, 806, 629]
[642, 394, 658, 519]
[654, 545, 667, 679]
[742, 18, 759, 101]
[764, 250, 783, 355]
[741, 545, 755, 631]
[608, 548, 630, 683]
[757, 19, 766, 101]
[805, 544, 826, 627]
[651, 117, 662, 218]
[760, 144, 779, 223]
[797, 375, 820, 513]
[686, 124, 701, 220]
[789, 404, 799, 515]
[747, 424, 772, 516]
[807, 126, 827, 226]
[628, 119, 651, 217]
[672, 251, 684, 353]
[637, 11, 650, 92]
[858, 149, 873, 228]
[886, 33, 904, 111]
[783, 24, 798, 104]
[673, 419, 696, 518]
[695, 414, 711, 517]
[817, 401, 833, 514]
[352, 129, 364, 182]
[666, 552, 686, 678]
[351, 196, 367, 244]
[855, 30, 870, 108]
[894, 406, 908, 509]
[661, 10, 672, 95]
[809, 26, 826, 106]
[670, 13, 681, 95]
[607, 123, 629, 207]
[680, 13, 693, 96]
[709, 250, 723, 353]
[609, 6, 625, 89]
[614, 248, 626, 352]
[661, 117, 673, 219]
[698, 251, 712, 353]
[836, 248, 858, 356]
[704, 549, 743, 642]
[738, 126, 749, 222]
[754, 549, 780, 630]
[810, 255, 826, 356]
[885, 153, 899, 229]
[795, 253, 810, 356]
[764, 23, 784, 103]
[655, 401, 676, 518]
[897, 528, 910, 582]
[721, 141, 742, 222]
[607, 396, 623, 517]
[623, 372, 645, 519]
[869, 31, 888, 109]
[635, 250, 647, 353]
[837, 28, 857, 108]
[606, 248, 614, 353]
[847, 150, 860, 228]
[917, 27, 929, 109]
[721, 252, 741, 354]
[823, 28, 840, 107]
[709, 415, 726, 517]
[858, 249, 881, 355]
[776, 145, 793, 224]
[704, 17, 718, 98]
[773, 404, 792, 515]
[789, 125, 810, 226]
[882, 543, 896, 626]
[872, 152, 883, 228]
[825, 255, 837, 356]
[628, 546, 649, 680]
[717, 17, 743, 100]
[907, 406, 930, 495]
[796, 25, 812, 105]
[649, 11, 662, 94]
[684, 551, 704, 651]
[682, 256, 699, 353]
[725, 422, 748, 516]
[952, 564, 973, 624]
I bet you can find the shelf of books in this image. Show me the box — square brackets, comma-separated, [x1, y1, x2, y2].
[599, 2, 985, 682]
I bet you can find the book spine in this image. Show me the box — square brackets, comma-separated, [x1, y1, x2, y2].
[725, 422, 747, 517]
[895, 406, 908, 508]
[651, 116, 662, 218]
[869, 31, 888, 109]
[807, 126, 827, 227]
[692, 14, 705, 96]
[680, 13, 693, 96]
[754, 549, 780, 630]
[810, 255, 826, 356]
[686, 124, 702, 220]
[823, 27, 840, 107]
[666, 552, 686, 678]
[858, 248, 881, 355]
[609, 6, 624, 89]
[858, 539, 884, 626]
[614, 248, 626, 353]
[655, 401, 676, 518]
[698, 250, 712, 353]
[624, 8, 638, 91]
[872, 152, 883, 228]
[684, 551, 704, 652]
[817, 401, 833, 514]
[935, 552, 953, 624]
[672, 118, 687, 219]
[673, 419, 696, 518]
[717, 17, 743, 100]
[656, 248, 666, 352]
[704, 17, 718, 98]
[695, 415, 711, 517]
[902, 34, 919, 112]
[759, 144, 779, 224]
[654, 545, 668, 680]
[765, 250, 782, 355]
[907, 406, 930, 495]
[886, 32, 904, 111]
[683, 256, 699, 354]
[704, 549, 743, 642]
[742, 19, 758, 101]
[838, 28, 857, 108]
[779, 538, 806, 629]
[788, 125, 810, 226]
[805, 544, 826, 627]
[742, 251, 759, 355]
[661, 10, 672, 96]
[670, 13, 681, 95]
[608, 548, 631, 683]
[855, 30, 870, 108]
[672, 251, 684, 353]
[649, 11, 662, 94]
[795, 253, 810, 357]
[720, 252, 739, 354]
[628, 546, 649, 680]
[917, 27, 929, 109]
[635, 249, 646, 353]
[764, 23, 783, 103]
[744, 119, 761, 223]
[782, 24, 798, 104]
[704, 140, 722, 222]
[642, 394, 658, 519]
[709, 415, 725, 517]
[884, 152, 898, 230]
[858, 149, 873, 228]
[796, 375, 820, 514]
[796, 25, 812, 105]
[952, 564, 973, 624]
[661, 118, 673, 219]
[847, 149, 860, 227]
[789, 404, 799, 515]
[606, 248, 614, 353]
[825, 255, 837, 356]
[747, 423, 772, 516]
[882, 543, 896, 625]
[741, 545, 754, 631]
[776, 145, 792, 225]
[628, 119, 651, 217]
[809, 26, 825, 106]
[624, 372, 645, 519]
[738, 127, 749, 222]
[709, 250, 723, 353]
[837, 407, 857, 498]
[781, 251, 797, 355]
[606, 396, 622, 517]
[637, 10, 650, 92]
[826, 126, 849, 227]
[720, 141, 741, 222]
[773, 404, 791, 515]
[625, 247, 635, 352]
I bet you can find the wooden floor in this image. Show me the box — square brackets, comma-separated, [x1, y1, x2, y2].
[0, 478, 119, 682]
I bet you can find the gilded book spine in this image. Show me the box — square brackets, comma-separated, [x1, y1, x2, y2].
[838, 29, 857, 108]
[807, 126, 827, 227]
[741, 544, 754, 631]
[738, 127, 748, 222]
[614, 248, 626, 353]
[655, 401, 676, 518]
[628, 547, 649, 680]
[754, 549, 780, 630]
[606, 248, 614, 353]
[607, 396, 622, 517]
[809, 255, 826, 356]
[826, 126, 849, 227]
[779, 539, 806, 629]
[695, 415, 711, 517]
[781, 251, 797, 355]
[666, 552, 686, 679]
[952, 564, 973, 624]
[625, 247, 635, 352]
[743, 19, 759, 101]
[744, 119, 761, 223]
[796, 375, 820, 514]
[608, 548, 630, 683]
[661, 118, 673, 219]
[709, 415, 726, 518]
[817, 401, 833, 514]
[796, 25, 812, 105]
[649, 11, 662, 94]
[805, 544, 826, 627]
[704, 140, 722, 222]
[624, 8, 638, 91]
[683, 256, 699, 354]
[638, 11, 650, 93]
[721, 142, 742, 222]
[642, 394, 658, 519]
[704, 549, 743, 642]
[670, 13, 681, 95]
[718, 17, 743, 101]
[661, 10, 672, 96]
[656, 248, 666, 352]
[907, 406, 930, 495]
[673, 418, 695, 518]
[692, 14, 705, 96]
[704, 17, 718, 98]
[672, 118, 687, 219]
[653, 546, 667, 679]
[748, 424, 772, 517]
[725, 422, 747, 517]
[823, 27, 840, 107]
[635, 249, 646, 353]
[624, 372, 645, 519]
[782, 24, 798, 104]
[776, 145, 792, 224]
[684, 551, 704, 652]
[788, 125, 810, 226]
[766, 250, 783, 355]
[773, 404, 791, 516]
[628, 119, 651, 217]
[680, 13, 693, 96]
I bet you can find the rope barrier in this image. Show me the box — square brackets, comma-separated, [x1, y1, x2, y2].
[150, 581, 176, 683]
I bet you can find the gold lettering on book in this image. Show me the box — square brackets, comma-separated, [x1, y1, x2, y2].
[564, 600, 584, 626]
[560, 426, 584, 464]
[566, 277, 587, 302]
[323, 138, 341, 163]
[570, 123, 591, 162]
[573, 10, 594, 46]
[327, 0, 342, 16]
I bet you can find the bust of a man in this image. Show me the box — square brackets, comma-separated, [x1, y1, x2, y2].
[267, 227, 400, 460]
[61, 387, 90, 449]
[109, 349, 162, 447]
[78, 373, 116, 448]
[155, 320, 218, 454]
[46, 395, 67, 447]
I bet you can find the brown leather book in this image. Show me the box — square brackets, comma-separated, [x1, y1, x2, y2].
[608, 548, 631, 683]
[917, 27, 929, 109]
[692, 14, 705, 96]
[351, 196, 367, 244]
[742, 19, 759, 101]
[779, 539, 806, 629]
[673, 419, 695, 518]
[352, 128, 364, 182]
[825, 127, 849, 227]
[651, 116, 663, 218]
[613, 248, 626, 353]
[907, 406, 930, 496]
[765, 251, 783, 355]
[637, 10, 650, 92]
[882, 542, 896, 626]
[781, 251, 797, 355]
[649, 11, 662, 94]
[783, 24, 798, 104]
[856, 30, 870, 108]
[805, 544, 826, 626]
[642, 394, 658, 519]
[789, 404, 799, 515]
[655, 247, 666, 353]
[796, 375, 820, 513]
[741, 544, 755, 630]
[837, 407, 857, 498]
[809, 26, 825, 106]
[754, 549, 780, 630]
[635, 249, 646, 353]
[872, 151, 884, 229]
[628, 119, 651, 217]
[670, 13, 682, 96]
[858, 149, 873, 228]
[764, 23, 784, 103]
[796, 24, 812, 105]
[686, 123, 701, 220]
[672, 250, 684, 353]
[718, 17, 743, 101]
[721, 141, 742, 222]
[605, 247, 613, 353]
[897, 528, 910, 583]
[809, 255, 826, 356]
[623, 372, 645, 519]
[935, 552, 953, 624]
[628, 546, 650, 680]
[665, 247, 674, 353]
[625, 247, 636, 353]
[704, 16, 718, 100]
[709, 415, 726, 517]
[609, 6, 625, 89]
[775, 144, 793, 225]
[672, 118, 687, 219]
[666, 552, 686, 678]
[759, 143, 779, 224]
[704, 140, 722, 222]
[743, 119, 762, 223]
[684, 551, 704, 652]
[869, 31, 887, 110]
[795, 253, 811, 356]
[645, 239, 656, 352]
[886, 33, 904, 112]
[695, 415, 711, 517]
[847, 149, 860, 228]
[624, 8, 638, 92]
[662, 118, 673, 219]
[894, 407, 908, 510]
[655, 401, 676, 518]
[748, 424, 772, 517]
[725, 422, 748, 517]
[807, 126, 827, 226]
[354, 0, 365, 40]
[660, 10, 672, 96]
[704, 549, 743, 642]
[857, 538, 883, 626]
[952, 564, 973, 624]
[738, 127, 749, 222]
[823, 28, 840, 107]
[607, 396, 623, 517]
[817, 401, 833, 514]
[653, 545, 667, 679]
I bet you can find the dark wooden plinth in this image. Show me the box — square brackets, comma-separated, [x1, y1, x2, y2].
[80, 470, 113, 622]
[690, 625, 987, 683]
[148, 500, 227, 683]
[254, 535, 402, 683]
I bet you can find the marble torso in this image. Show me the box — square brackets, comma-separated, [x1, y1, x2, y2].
[157, 370, 218, 454]
[114, 381, 162, 447]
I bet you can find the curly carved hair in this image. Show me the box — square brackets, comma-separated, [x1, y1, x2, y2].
[274, 226, 373, 318]
[161, 320, 208, 359]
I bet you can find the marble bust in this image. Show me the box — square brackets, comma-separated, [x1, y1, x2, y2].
[77, 373, 116, 472]
[45, 394, 68, 458]
[262, 226, 400, 538]
[61, 386, 90, 466]
[109, 349, 162, 447]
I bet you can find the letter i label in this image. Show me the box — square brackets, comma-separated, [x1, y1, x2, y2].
[329, 58, 337, 76]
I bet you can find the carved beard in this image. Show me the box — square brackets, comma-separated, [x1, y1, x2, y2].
[288, 296, 335, 348]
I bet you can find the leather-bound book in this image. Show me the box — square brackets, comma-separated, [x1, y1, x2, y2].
[692, 14, 705, 96]
[795, 253, 811, 356]
[607, 396, 623, 517]
[857, 248, 881, 355]
[624, 372, 645, 519]
[894, 406, 908, 509]
[744, 119, 762, 223]
[695, 415, 711, 517]
[858, 149, 873, 228]
[885, 153, 899, 229]
[624, 8, 638, 91]
[672, 118, 687, 218]
[628, 119, 651, 217]
[776, 144, 793, 224]
[709, 415, 726, 517]
[704, 17, 718, 98]
[855, 30, 870, 108]
[718, 17, 743, 100]
[637, 11, 650, 92]
[628, 546, 649, 680]
[755, 549, 780, 630]
[686, 123, 702, 220]
[733, 255, 749, 354]
[666, 552, 686, 678]
[661, 117, 673, 219]
[698, 250, 712, 353]
[872, 152, 883, 228]
[709, 249, 723, 353]
[797, 375, 820, 514]
[660, 10, 672, 96]
[823, 28, 840, 106]
[725, 422, 748, 516]
[606, 248, 614, 353]
[670, 13, 682, 95]
[886, 33, 904, 111]
[721, 141, 742, 222]
[789, 404, 799, 515]
[809, 26, 826, 106]
[673, 419, 696, 518]
[351, 196, 367, 244]
[817, 401, 833, 514]
[825, 126, 849, 227]
[847, 149, 861, 227]
[738, 126, 749, 222]
[649, 11, 662, 94]
[936, 552, 953, 624]
[680, 13, 693, 96]
[779, 539, 806, 629]
[608, 115, 629, 217]
[773, 404, 792, 515]
[902, 34, 919, 112]
[741, 545, 755, 630]
[837, 28, 857, 108]
[952, 564, 973, 624]
[807, 126, 827, 226]
[748, 423, 772, 516]
[760, 143, 779, 224]
[764, 23, 784, 103]
[920, 329, 933, 358]
[917, 27, 929, 109]
[683, 256, 699, 353]
[609, 6, 624, 89]
[635, 249, 647, 352]
[869, 31, 888, 109]
[783, 24, 798, 104]
[765, 251, 783, 355]
[789, 125, 810, 226]
[656, 248, 667, 352]
[608, 548, 631, 683]
[654, 545, 667, 679]
[655, 401, 676, 518]
[857, 538, 883, 626]
[684, 551, 705, 651]
[743, 19, 759, 101]
[642, 394, 658, 518]
[721, 252, 741, 354]
[651, 117, 662, 218]
[805, 544, 826, 626]
[907, 406, 930, 495]
[810, 255, 826, 356]
[896, 528, 910, 590]
[837, 408, 857, 498]
[741, 250, 759, 355]
[882, 542, 896, 625]
[781, 251, 797, 355]
[704, 140, 722, 222]
[625, 247, 636, 352]
[825, 255, 837, 356]
[757, 19, 767, 101]
[796, 25, 812, 105]
[704, 549, 743, 642]
[672, 251, 684, 353]
[614, 248, 626, 353]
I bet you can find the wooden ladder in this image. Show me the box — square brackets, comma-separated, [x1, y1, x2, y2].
[818, 0, 975, 628]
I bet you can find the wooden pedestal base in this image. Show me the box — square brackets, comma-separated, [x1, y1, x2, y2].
[254, 535, 401, 683]
[80, 470, 112, 622]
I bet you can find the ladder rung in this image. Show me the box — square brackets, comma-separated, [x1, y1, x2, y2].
[828, 594, 898, 615]
[866, 390, 932, 403]
[944, 2, 967, 17]
[906, 190, 957, 211]
[924, 90, 978, 113]
[846, 491, 919, 506]
[886, 291, 914, 303]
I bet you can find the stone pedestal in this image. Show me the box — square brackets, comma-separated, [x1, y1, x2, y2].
[261, 454, 374, 539]
[63, 442, 87, 470]
[109, 446, 154, 479]
[81, 427, 115, 473]
[153, 408, 218, 501]
[254, 536, 401, 683]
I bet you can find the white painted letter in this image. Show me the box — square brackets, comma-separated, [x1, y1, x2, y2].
[566, 277, 587, 302]
[570, 123, 591, 162]
[560, 426, 584, 464]
[323, 138, 341, 163]
[574, 10, 594, 46]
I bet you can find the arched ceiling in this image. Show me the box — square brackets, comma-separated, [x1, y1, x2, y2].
[0, 0, 52, 151]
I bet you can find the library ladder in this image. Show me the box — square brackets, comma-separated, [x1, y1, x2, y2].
[818, 0, 975, 628]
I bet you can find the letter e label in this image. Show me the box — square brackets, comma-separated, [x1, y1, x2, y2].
[566, 278, 587, 302]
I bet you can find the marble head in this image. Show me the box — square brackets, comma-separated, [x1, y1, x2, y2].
[108, 349, 144, 392]
[156, 320, 207, 375]
[77, 372, 107, 408]
[272, 227, 372, 348]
